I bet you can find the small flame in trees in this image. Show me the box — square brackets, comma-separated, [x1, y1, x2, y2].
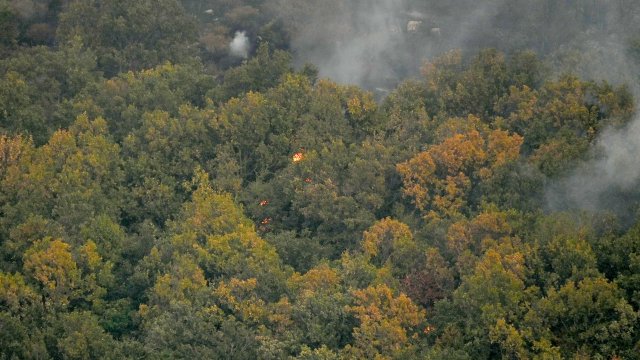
[292, 152, 304, 163]
[259, 200, 269, 206]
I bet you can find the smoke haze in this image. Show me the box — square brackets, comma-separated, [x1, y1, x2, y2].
[272, 0, 413, 89]
[543, 35, 640, 215]
[273, 1, 640, 86]
[546, 115, 640, 215]
[269, 0, 640, 213]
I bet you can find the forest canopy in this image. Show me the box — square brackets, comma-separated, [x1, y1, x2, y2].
[1, 0, 640, 359]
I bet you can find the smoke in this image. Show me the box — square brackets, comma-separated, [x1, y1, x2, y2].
[229, 31, 250, 59]
[272, 1, 640, 85]
[278, 0, 412, 89]
[267, 0, 573, 88]
[546, 115, 640, 215]
[267, 1, 640, 213]
[268, 0, 440, 87]
[272, 0, 556, 88]
[544, 34, 640, 215]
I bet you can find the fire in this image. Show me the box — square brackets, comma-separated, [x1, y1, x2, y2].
[304, 178, 313, 183]
[261, 217, 272, 225]
[259, 200, 269, 206]
[292, 152, 304, 163]
[423, 325, 435, 334]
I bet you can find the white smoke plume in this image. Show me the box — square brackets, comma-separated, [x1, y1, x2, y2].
[270, 0, 416, 88]
[229, 31, 250, 59]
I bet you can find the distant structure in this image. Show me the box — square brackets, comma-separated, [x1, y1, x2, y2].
[402, 10, 441, 36]
[407, 20, 422, 33]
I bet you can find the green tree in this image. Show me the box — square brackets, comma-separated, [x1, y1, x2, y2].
[49, 311, 116, 360]
[57, 0, 198, 76]
[214, 43, 293, 101]
[0, 41, 99, 144]
[23, 238, 81, 309]
[361, 218, 420, 278]
[529, 277, 639, 358]
[286, 264, 354, 350]
[155, 169, 288, 299]
[343, 284, 425, 359]
[0, 2, 19, 53]
[432, 248, 535, 358]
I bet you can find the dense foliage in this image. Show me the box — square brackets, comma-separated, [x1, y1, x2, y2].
[1, 0, 640, 359]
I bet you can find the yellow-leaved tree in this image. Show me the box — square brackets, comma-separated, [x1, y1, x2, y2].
[397, 117, 523, 221]
[343, 284, 425, 359]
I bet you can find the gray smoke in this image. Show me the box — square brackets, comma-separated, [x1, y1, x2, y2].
[269, 1, 640, 212]
[269, 0, 425, 87]
[277, 0, 412, 88]
[266, 1, 563, 87]
[544, 34, 640, 215]
[229, 31, 250, 59]
[271, 1, 640, 86]
[546, 115, 640, 215]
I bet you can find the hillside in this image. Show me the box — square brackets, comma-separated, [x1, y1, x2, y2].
[1, 1, 640, 358]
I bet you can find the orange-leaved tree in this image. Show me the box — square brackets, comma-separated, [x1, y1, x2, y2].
[397, 118, 523, 221]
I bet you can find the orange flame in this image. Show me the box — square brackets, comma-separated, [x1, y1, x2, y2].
[304, 178, 313, 183]
[424, 325, 436, 334]
[259, 200, 269, 206]
[292, 152, 304, 163]
[261, 217, 272, 225]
